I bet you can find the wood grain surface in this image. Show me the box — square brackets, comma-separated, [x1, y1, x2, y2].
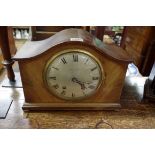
[13, 28, 132, 63]
[18, 44, 128, 106]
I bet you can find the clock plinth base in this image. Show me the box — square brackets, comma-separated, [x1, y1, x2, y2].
[22, 102, 121, 111]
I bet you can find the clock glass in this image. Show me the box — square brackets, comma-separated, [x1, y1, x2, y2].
[44, 49, 103, 100]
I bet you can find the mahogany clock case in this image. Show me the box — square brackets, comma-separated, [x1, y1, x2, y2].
[13, 28, 132, 110]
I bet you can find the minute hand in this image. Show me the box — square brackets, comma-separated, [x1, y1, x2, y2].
[72, 77, 86, 90]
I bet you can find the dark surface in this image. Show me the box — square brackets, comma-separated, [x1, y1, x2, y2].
[141, 40, 155, 76]
[144, 62, 155, 101]
[0, 27, 15, 81]
[95, 26, 106, 41]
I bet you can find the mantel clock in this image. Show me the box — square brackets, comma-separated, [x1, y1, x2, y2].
[13, 28, 132, 110]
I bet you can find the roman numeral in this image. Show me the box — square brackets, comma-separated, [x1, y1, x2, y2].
[61, 57, 67, 64]
[91, 66, 97, 71]
[53, 84, 59, 89]
[84, 58, 89, 64]
[61, 90, 66, 95]
[73, 54, 78, 62]
[88, 85, 96, 89]
[72, 93, 75, 97]
[49, 76, 56, 80]
[62, 86, 66, 89]
[92, 77, 99, 80]
[52, 67, 59, 70]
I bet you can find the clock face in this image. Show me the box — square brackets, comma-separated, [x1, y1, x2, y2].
[44, 49, 104, 100]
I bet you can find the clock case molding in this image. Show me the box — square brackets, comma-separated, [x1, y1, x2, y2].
[13, 28, 132, 110]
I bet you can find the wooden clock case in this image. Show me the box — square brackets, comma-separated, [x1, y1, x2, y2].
[13, 28, 132, 110]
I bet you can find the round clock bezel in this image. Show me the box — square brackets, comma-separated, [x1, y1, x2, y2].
[43, 49, 105, 101]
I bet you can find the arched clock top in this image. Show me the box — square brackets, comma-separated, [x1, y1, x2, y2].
[13, 28, 132, 63]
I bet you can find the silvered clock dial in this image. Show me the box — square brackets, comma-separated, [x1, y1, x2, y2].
[44, 49, 104, 100]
